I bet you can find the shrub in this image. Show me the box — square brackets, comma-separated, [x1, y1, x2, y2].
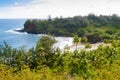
[85, 43, 92, 48]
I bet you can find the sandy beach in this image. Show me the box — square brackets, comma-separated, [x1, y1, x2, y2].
[53, 37, 110, 52]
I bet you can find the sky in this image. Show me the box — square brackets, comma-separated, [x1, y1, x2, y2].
[0, 0, 120, 18]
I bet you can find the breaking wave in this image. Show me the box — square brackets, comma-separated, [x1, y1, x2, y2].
[5, 27, 27, 35]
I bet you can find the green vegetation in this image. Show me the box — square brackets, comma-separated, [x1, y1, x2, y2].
[73, 34, 81, 49]
[0, 35, 120, 80]
[24, 14, 120, 43]
[81, 36, 88, 43]
[85, 42, 92, 48]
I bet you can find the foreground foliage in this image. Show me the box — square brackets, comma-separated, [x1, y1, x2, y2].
[0, 36, 120, 80]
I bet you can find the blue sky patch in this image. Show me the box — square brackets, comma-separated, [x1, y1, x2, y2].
[0, 0, 30, 7]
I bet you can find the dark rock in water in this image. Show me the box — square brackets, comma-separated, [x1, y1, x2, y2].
[14, 28, 37, 34]
[14, 29, 24, 33]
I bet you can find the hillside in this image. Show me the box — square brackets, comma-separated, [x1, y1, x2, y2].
[23, 14, 120, 43]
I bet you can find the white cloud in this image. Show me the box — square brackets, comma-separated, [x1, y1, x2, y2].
[0, 0, 120, 18]
[31, 0, 47, 4]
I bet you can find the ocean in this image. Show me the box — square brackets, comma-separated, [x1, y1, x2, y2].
[0, 19, 40, 49]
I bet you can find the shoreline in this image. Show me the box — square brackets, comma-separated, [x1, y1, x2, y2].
[14, 28, 74, 37]
[14, 28, 110, 52]
[53, 37, 111, 52]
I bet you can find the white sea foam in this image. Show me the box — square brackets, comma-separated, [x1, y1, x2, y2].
[14, 27, 23, 30]
[5, 27, 27, 35]
[53, 37, 73, 50]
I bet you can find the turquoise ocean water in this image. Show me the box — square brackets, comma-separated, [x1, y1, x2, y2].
[0, 19, 40, 49]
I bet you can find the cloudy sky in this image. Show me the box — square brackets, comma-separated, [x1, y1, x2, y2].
[0, 0, 120, 18]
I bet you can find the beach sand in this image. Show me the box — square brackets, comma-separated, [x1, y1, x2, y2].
[53, 37, 110, 52]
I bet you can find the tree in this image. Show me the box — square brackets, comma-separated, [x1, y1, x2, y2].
[36, 35, 56, 53]
[48, 14, 52, 22]
[73, 34, 81, 49]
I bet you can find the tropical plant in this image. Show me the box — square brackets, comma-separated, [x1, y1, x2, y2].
[85, 42, 92, 48]
[73, 34, 81, 49]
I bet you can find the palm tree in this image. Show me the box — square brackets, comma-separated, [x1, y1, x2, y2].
[73, 34, 81, 49]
